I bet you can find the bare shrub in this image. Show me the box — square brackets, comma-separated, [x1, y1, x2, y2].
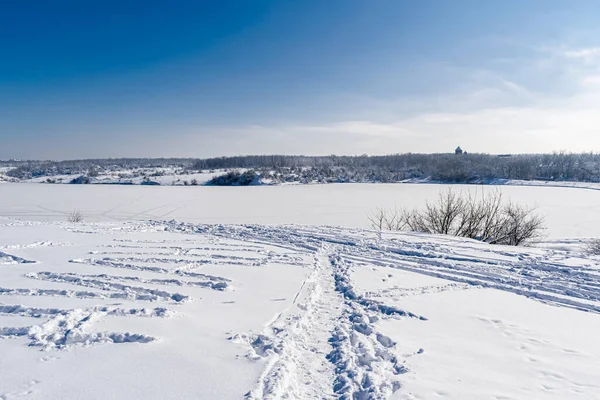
[369, 188, 545, 246]
[368, 207, 409, 232]
[587, 239, 600, 255]
[384, 207, 410, 231]
[496, 202, 546, 246]
[367, 208, 386, 231]
[67, 210, 84, 223]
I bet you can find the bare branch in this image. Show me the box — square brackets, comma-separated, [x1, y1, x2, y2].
[67, 210, 84, 223]
[367, 188, 545, 246]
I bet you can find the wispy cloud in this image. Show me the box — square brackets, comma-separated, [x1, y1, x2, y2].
[198, 44, 600, 156]
[6, 41, 600, 159]
[562, 47, 600, 59]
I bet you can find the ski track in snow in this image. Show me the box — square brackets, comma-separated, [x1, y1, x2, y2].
[165, 222, 600, 314]
[0, 241, 73, 250]
[2, 218, 600, 399]
[363, 282, 476, 301]
[0, 226, 252, 354]
[0, 251, 36, 265]
[0, 303, 170, 350]
[234, 247, 421, 400]
[234, 250, 340, 399]
[157, 221, 600, 398]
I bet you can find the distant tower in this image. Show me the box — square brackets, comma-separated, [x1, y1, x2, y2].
[455, 146, 463, 155]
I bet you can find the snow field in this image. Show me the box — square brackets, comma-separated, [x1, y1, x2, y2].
[0, 218, 599, 399]
[2, 182, 600, 239]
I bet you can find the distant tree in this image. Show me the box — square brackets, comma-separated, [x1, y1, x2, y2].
[70, 176, 90, 184]
[207, 170, 259, 186]
[5, 152, 600, 185]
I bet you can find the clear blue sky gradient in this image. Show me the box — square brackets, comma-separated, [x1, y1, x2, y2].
[2, 1, 600, 159]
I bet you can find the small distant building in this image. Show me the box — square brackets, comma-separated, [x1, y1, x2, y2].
[455, 146, 464, 155]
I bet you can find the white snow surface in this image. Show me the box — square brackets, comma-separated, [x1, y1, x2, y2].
[2, 183, 600, 238]
[22, 169, 226, 186]
[0, 218, 599, 399]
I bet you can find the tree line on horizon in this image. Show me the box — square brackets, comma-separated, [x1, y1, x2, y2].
[4, 152, 600, 183]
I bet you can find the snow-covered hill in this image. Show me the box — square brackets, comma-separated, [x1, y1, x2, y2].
[1, 218, 599, 399]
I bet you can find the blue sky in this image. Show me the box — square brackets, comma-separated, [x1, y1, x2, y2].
[2, 0, 600, 159]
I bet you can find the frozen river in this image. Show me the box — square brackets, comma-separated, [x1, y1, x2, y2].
[1, 183, 599, 238]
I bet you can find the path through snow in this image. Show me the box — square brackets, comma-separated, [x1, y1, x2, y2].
[1, 218, 599, 399]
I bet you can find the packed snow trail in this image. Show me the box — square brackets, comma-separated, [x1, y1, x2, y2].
[235, 247, 423, 400]
[162, 222, 600, 314]
[1, 218, 600, 399]
[147, 221, 600, 398]
[237, 250, 340, 399]
[326, 251, 419, 399]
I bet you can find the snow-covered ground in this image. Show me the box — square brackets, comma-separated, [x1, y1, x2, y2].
[0, 170, 16, 183]
[6, 164, 600, 191]
[0, 218, 599, 399]
[494, 179, 600, 191]
[19, 169, 227, 186]
[400, 177, 600, 191]
[1, 183, 600, 238]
